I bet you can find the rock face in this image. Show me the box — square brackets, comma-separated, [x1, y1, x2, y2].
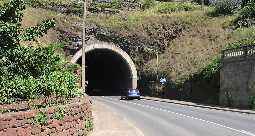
[220, 47, 255, 108]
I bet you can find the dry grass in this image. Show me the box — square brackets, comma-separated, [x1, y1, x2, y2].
[21, 7, 82, 46]
[19, 2, 254, 85]
[144, 26, 228, 83]
[89, 8, 238, 84]
[87, 7, 254, 87]
[21, 8, 60, 46]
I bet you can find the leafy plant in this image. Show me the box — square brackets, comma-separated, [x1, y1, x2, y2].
[111, 0, 122, 9]
[234, 0, 255, 27]
[201, 57, 221, 79]
[212, 0, 241, 15]
[34, 112, 47, 126]
[141, 0, 156, 10]
[84, 118, 93, 131]
[52, 107, 65, 120]
[0, 0, 79, 104]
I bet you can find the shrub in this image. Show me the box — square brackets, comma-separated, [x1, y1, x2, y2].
[201, 57, 221, 79]
[234, 0, 255, 27]
[85, 118, 93, 131]
[0, 46, 80, 104]
[52, 107, 65, 120]
[141, 0, 156, 10]
[111, 0, 122, 9]
[0, 0, 79, 104]
[242, 0, 251, 7]
[192, 0, 211, 5]
[213, 0, 241, 15]
[34, 112, 47, 126]
[157, 2, 200, 14]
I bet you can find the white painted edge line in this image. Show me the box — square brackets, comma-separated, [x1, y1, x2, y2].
[103, 96, 255, 136]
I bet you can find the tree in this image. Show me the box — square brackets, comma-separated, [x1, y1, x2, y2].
[0, 0, 55, 50]
[0, 0, 79, 104]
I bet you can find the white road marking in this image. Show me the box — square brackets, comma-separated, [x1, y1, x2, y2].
[102, 96, 255, 136]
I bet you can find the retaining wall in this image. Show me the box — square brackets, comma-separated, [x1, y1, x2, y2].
[0, 97, 92, 136]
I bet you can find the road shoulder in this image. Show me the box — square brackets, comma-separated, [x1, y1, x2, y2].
[89, 100, 144, 136]
[142, 96, 255, 115]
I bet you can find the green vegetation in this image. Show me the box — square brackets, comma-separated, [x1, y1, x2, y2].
[2, 0, 255, 105]
[26, 0, 83, 15]
[74, 0, 254, 103]
[52, 107, 65, 120]
[34, 111, 48, 126]
[226, 38, 255, 49]
[200, 57, 221, 79]
[212, 0, 239, 15]
[85, 118, 93, 131]
[156, 2, 200, 14]
[0, 0, 79, 104]
[234, 0, 255, 27]
[142, 0, 156, 10]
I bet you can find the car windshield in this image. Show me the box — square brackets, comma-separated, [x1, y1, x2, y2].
[129, 89, 138, 93]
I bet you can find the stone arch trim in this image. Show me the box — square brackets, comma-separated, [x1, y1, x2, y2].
[71, 42, 137, 89]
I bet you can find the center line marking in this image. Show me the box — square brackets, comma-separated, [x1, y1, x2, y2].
[103, 97, 255, 136]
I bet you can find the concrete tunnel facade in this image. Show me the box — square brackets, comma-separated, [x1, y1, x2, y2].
[71, 42, 137, 95]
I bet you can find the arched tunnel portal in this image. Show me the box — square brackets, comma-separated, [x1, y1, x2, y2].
[71, 42, 137, 96]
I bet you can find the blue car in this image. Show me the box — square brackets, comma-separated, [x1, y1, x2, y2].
[121, 89, 141, 100]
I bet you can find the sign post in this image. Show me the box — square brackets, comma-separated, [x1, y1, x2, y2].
[82, 0, 87, 95]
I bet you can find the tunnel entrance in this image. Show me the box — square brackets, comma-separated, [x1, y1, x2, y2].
[71, 42, 137, 96]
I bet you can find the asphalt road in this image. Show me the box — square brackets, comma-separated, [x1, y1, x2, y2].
[93, 96, 255, 136]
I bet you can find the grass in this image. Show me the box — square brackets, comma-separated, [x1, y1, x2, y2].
[144, 25, 227, 83]
[21, 8, 59, 46]
[88, 6, 240, 84]
[231, 26, 255, 40]
[20, 7, 82, 46]
[18, 0, 255, 102]
[154, 2, 201, 14]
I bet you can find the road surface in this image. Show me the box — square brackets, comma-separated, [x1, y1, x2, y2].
[93, 96, 255, 136]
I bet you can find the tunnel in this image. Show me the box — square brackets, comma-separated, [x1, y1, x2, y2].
[71, 42, 137, 96]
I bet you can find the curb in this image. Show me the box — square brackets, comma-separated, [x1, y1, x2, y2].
[141, 96, 255, 115]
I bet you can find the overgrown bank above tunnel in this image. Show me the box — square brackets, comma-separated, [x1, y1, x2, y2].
[71, 42, 137, 96]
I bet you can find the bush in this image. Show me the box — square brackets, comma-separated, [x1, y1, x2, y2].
[234, 0, 255, 27]
[0, 46, 80, 104]
[34, 112, 47, 126]
[52, 107, 65, 120]
[142, 0, 156, 10]
[0, 0, 79, 104]
[111, 0, 122, 9]
[192, 0, 211, 5]
[213, 0, 241, 15]
[201, 57, 221, 79]
[157, 2, 200, 14]
[85, 118, 93, 131]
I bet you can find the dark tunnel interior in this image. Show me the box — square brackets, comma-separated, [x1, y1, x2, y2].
[78, 49, 132, 96]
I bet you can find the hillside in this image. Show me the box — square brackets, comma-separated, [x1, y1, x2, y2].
[10, 0, 255, 105]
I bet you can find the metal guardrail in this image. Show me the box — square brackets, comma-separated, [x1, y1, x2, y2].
[223, 46, 255, 59]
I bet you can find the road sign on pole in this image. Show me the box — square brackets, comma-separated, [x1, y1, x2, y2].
[160, 77, 167, 86]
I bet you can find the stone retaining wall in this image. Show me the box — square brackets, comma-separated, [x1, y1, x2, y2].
[0, 97, 92, 136]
